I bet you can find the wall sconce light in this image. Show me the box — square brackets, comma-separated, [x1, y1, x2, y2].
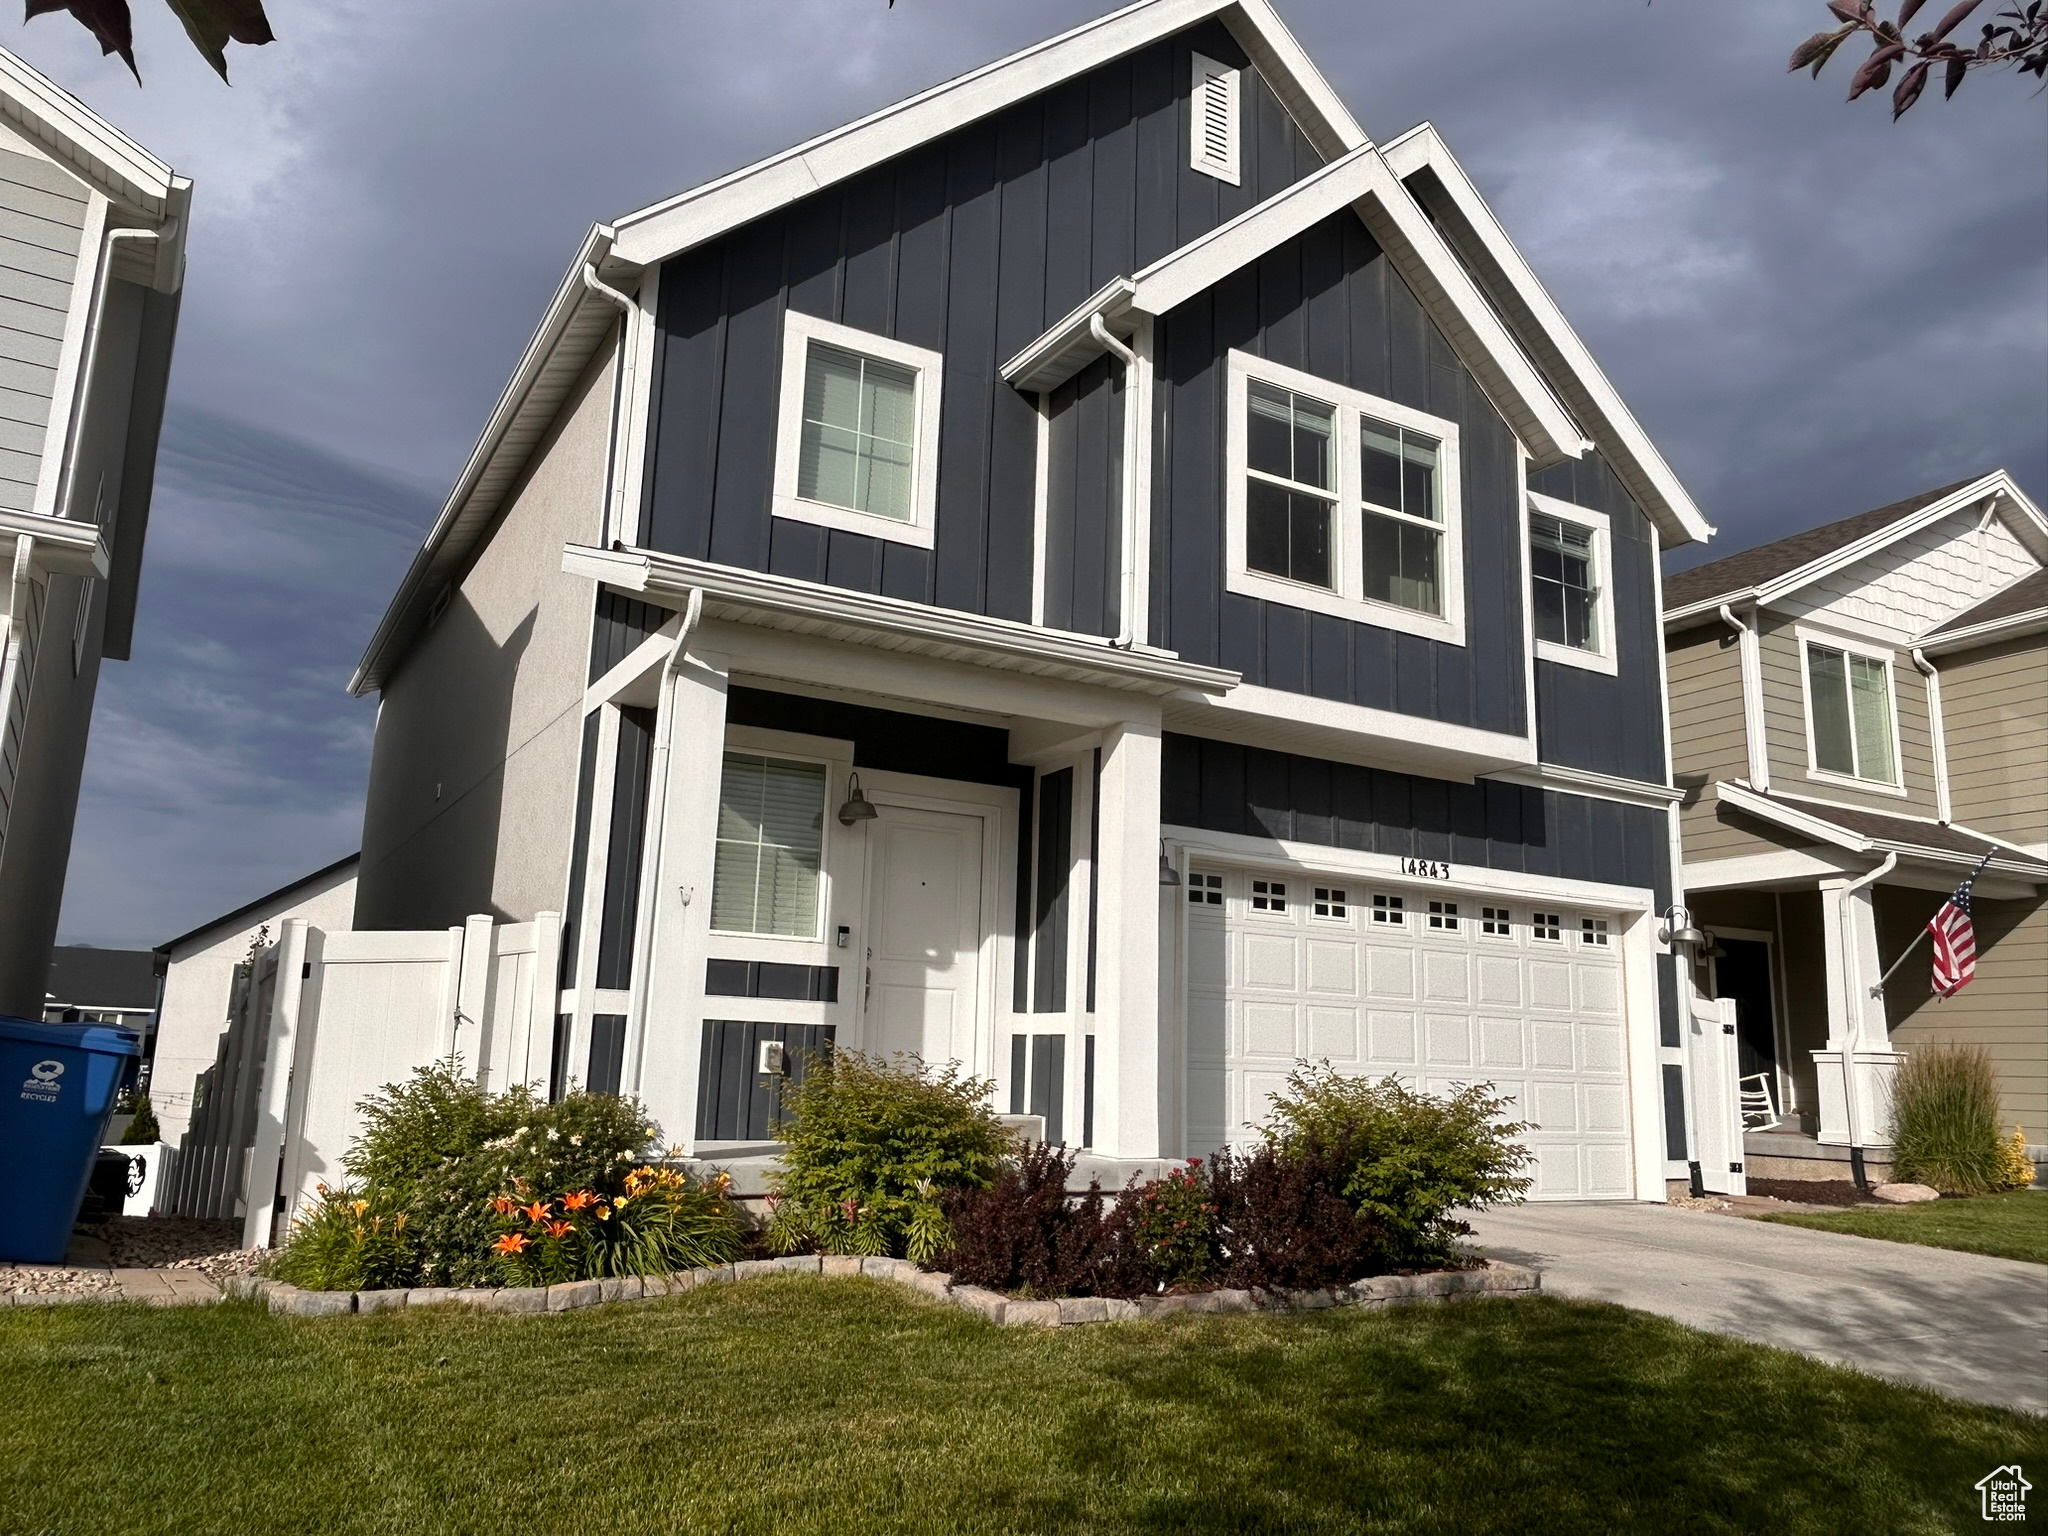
[1658, 903, 1707, 949]
[836, 772, 878, 826]
[1157, 842, 1181, 887]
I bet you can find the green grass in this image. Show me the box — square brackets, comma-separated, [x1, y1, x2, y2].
[1756, 1189, 2047, 1264]
[2, 1281, 2039, 1536]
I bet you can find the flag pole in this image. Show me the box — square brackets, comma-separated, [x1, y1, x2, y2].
[1871, 846, 1998, 998]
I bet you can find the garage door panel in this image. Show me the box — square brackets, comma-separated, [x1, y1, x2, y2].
[1307, 1005, 1357, 1059]
[1527, 960, 1574, 1011]
[1584, 1144, 1631, 1196]
[1476, 956, 1522, 1006]
[1365, 947, 1415, 999]
[1426, 1014, 1472, 1065]
[1241, 1001, 1297, 1058]
[1583, 1083, 1629, 1134]
[1530, 1021, 1575, 1071]
[1421, 952, 1470, 1003]
[1189, 928, 1228, 987]
[1479, 1016, 1524, 1070]
[1578, 1020, 1624, 1073]
[1305, 940, 1356, 995]
[1240, 1071, 1292, 1133]
[1532, 1081, 1578, 1133]
[1187, 1068, 1227, 1157]
[1188, 989, 1227, 1056]
[1243, 934, 1297, 990]
[1576, 965, 1622, 1016]
[1366, 1009, 1418, 1064]
[1533, 1145, 1582, 1198]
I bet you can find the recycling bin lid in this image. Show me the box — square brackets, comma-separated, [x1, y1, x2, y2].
[0, 1014, 142, 1055]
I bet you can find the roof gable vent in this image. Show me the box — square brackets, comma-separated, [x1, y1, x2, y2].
[1190, 53, 1240, 185]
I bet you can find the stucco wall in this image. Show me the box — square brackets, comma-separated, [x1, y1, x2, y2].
[354, 340, 614, 932]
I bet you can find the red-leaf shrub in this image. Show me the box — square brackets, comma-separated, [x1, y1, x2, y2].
[1209, 1137, 1388, 1292]
[937, 1144, 1148, 1298]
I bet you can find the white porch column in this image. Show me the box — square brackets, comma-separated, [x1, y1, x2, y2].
[1813, 874, 1901, 1147]
[632, 646, 729, 1152]
[1089, 716, 1163, 1158]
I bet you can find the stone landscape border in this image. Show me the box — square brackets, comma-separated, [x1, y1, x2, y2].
[231, 1255, 1539, 1325]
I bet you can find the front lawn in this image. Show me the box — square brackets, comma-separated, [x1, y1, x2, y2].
[1755, 1189, 2047, 1265]
[3, 1281, 2039, 1535]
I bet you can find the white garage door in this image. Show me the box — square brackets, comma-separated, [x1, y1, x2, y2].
[1184, 868, 1636, 1199]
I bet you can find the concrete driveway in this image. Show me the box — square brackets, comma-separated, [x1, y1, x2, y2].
[1466, 1201, 2048, 1415]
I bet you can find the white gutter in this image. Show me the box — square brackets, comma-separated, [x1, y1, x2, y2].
[1718, 603, 1769, 793]
[53, 226, 159, 529]
[1835, 850, 1897, 1155]
[1089, 312, 1143, 649]
[622, 587, 704, 1099]
[1909, 648, 1951, 824]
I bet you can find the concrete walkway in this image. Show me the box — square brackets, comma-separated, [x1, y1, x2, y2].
[1467, 1202, 2048, 1415]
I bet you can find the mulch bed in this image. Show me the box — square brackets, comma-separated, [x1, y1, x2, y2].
[1744, 1178, 1882, 1207]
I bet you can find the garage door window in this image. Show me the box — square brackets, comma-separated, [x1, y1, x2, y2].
[1481, 906, 1512, 937]
[1187, 872, 1223, 906]
[1251, 880, 1288, 913]
[1428, 900, 1459, 931]
[1371, 893, 1405, 925]
[1580, 917, 1610, 947]
[1532, 911, 1562, 942]
[1312, 887, 1348, 919]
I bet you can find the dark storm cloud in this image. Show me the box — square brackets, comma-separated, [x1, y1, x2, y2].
[23, 0, 2043, 945]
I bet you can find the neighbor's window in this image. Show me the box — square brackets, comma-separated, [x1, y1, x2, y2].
[1360, 419, 1443, 616]
[1226, 352, 1464, 645]
[711, 752, 827, 938]
[798, 343, 916, 522]
[774, 312, 942, 548]
[1806, 641, 1897, 784]
[1245, 381, 1337, 590]
[1530, 511, 1599, 651]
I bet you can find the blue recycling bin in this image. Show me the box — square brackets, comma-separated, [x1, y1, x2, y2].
[0, 1015, 142, 1264]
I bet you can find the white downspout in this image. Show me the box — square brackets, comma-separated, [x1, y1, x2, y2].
[54, 226, 160, 526]
[1910, 648, 1951, 824]
[1835, 850, 1897, 1158]
[1718, 603, 1770, 793]
[623, 587, 704, 1099]
[582, 263, 637, 546]
[1090, 313, 1142, 648]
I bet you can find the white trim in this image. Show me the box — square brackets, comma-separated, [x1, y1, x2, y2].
[1682, 848, 1859, 891]
[614, 269, 661, 546]
[0, 509, 105, 578]
[1527, 491, 1617, 677]
[1915, 600, 2048, 655]
[32, 192, 107, 521]
[0, 46, 179, 213]
[772, 311, 943, 550]
[1720, 604, 1771, 793]
[1164, 680, 1536, 778]
[1483, 762, 1684, 809]
[1188, 52, 1240, 185]
[708, 736, 842, 946]
[1223, 349, 1465, 646]
[609, 0, 1368, 268]
[1165, 824, 1656, 911]
[1378, 124, 1710, 548]
[564, 542, 1238, 699]
[1125, 315, 1157, 647]
[1516, 442, 1539, 749]
[1910, 647, 1951, 824]
[1713, 781, 1869, 853]
[1031, 391, 1050, 627]
[1793, 624, 1907, 796]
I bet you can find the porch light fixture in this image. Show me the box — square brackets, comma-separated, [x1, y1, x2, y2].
[1658, 904, 1707, 950]
[1158, 842, 1181, 887]
[837, 772, 878, 826]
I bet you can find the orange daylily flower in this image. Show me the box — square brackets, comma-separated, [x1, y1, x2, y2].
[494, 1232, 530, 1255]
[490, 1195, 516, 1215]
[563, 1190, 596, 1211]
[522, 1201, 550, 1223]
[544, 1220, 573, 1240]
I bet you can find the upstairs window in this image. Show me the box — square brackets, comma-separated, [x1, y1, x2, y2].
[1802, 631, 1900, 788]
[1527, 493, 1616, 675]
[711, 753, 827, 939]
[774, 312, 942, 549]
[1226, 352, 1465, 645]
[1189, 53, 1240, 184]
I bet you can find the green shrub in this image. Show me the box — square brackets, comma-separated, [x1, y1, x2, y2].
[119, 1091, 159, 1145]
[490, 1163, 746, 1285]
[1259, 1064, 1532, 1264]
[1889, 1046, 2005, 1194]
[1129, 1160, 1216, 1288]
[767, 1051, 1008, 1261]
[267, 1185, 413, 1292]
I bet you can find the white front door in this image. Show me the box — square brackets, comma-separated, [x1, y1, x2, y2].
[862, 804, 985, 1069]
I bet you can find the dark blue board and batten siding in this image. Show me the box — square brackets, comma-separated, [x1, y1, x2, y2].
[1527, 452, 1668, 784]
[1149, 210, 1527, 737]
[639, 20, 1323, 623]
[1161, 732, 1681, 1047]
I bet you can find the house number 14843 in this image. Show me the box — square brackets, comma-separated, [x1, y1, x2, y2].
[1401, 858, 1452, 881]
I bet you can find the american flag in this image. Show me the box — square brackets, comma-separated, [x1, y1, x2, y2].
[1928, 856, 1990, 998]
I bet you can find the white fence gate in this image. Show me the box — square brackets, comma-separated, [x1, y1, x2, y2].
[157, 913, 560, 1248]
[1684, 987, 1747, 1197]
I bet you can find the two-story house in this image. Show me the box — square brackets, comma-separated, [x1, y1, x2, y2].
[1666, 471, 2048, 1170]
[0, 48, 188, 1017]
[348, 0, 1721, 1200]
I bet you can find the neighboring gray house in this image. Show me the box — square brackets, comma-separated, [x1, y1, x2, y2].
[0, 46, 188, 1017]
[348, 0, 1724, 1198]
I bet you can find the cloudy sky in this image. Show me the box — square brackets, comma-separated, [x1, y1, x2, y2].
[28, 0, 2046, 949]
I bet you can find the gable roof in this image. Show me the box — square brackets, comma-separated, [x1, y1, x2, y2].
[157, 853, 360, 957]
[1714, 783, 2048, 881]
[1001, 143, 1589, 465]
[1663, 470, 2048, 623]
[1922, 566, 2048, 641]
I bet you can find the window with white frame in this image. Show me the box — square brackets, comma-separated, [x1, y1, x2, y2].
[1428, 900, 1459, 931]
[1313, 887, 1348, 919]
[1527, 494, 1616, 675]
[1480, 906, 1512, 937]
[773, 312, 942, 549]
[1187, 872, 1223, 906]
[1801, 630, 1901, 788]
[1371, 893, 1404, 924]
[1580, 917, 1609, 947]
[1251, 879, 1288, 913]
[710, 752, 828, 938]
[1226, 352, 1464, 645]
[1531, 911, 1562, 942]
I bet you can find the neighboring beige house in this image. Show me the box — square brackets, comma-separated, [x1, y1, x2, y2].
[1664, 470, 2048, 1168]
[151, 854, 357, 1146]
[0, 47, 189, 1016]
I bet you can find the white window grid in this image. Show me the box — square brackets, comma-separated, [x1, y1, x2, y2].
[1187, 872, 1224, 907]
[1427, 900, 1459, 931]
[1526, 492, 1617, 677]
[1371, 892, 1405, 925]
[1312, 886, 1349, 919]
[1223, 350, 1465, 646]
[1795, 624, 1907, 796]
[1531, 911, 1563, 942]
[1480, 906, 1512, 937]
[1251, 879, 1288, 914]
[1580, 917, 1610, 947]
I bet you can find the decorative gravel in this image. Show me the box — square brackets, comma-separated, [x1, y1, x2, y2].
[2, 1217, 262, 1299]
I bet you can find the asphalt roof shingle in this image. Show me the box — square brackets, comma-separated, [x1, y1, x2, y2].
[1663, 476, 1988, 613]
[1924, 567, 2048, 637]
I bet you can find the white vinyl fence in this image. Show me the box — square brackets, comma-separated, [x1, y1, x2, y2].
[160, 914, 560, 1248]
